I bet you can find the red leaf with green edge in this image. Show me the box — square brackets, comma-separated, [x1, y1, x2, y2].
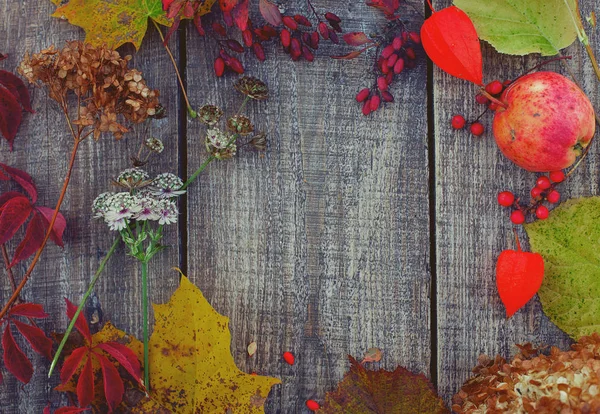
[12, 319, 53, 360]
[60, 347, 88, 384]
[0, 191, 23, 207]
[10, 302, 49, 319]
[10, 210, 45, 267]
[220, 0, 238, 12]
[320, 356, 448, 413]
[0, 70, 33, 113]
[65, 299, 92, 343]
[421, 6, 482, 85]
[2, 324, 33, 384]
[0, 195, 32, 245]
[332, 48, 370, 60]
[77, 356, 94, 409]
[96, 342, 142, 384]
[232, 0, 249, 31]
[259, 0, 281, 26]
[0, 164, 37, 203]
[0, 85, 23, 150]
[343, 32, 374, 46]
[36, 206, 67, 248]
[95, 352, 125, 412]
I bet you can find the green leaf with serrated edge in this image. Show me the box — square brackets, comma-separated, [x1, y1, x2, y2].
[453, 0, 578, 56]
[525, 197, 600, 339]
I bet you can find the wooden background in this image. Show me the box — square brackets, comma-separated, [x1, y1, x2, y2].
[0, 0, 597, 412]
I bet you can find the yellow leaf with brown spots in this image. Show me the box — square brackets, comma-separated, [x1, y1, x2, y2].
[51, 0, 172, 50]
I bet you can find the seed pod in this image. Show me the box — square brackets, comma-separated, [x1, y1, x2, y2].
[294, 14, 312, 26]
[370, 95, 381, 111]
[253, 42, 266, 61]
[381, 44, 395, 59]
[381, 60, 390, 74]
[387, 53, 398, 67]
[290, 38, 302, 60]
[318, 22, 329, 39]
[377, 76, 388, 91]
[408, 31, 421, 44]
[362, 99, 372, 116]
[262, 25, 278, 37]
[225, 39, 244, 53]
[228, 57, 244, 74]
[306, 400, 320, 411]
[393, 58, 404, 74]
[280, 29, 291, 48]
[405, 47, 416, 60]
[283, 351, 295, 365]
[325, 12, 341, 23]
[301, 32, 311, 46]
[214, 57, 225, 77]
[402, 31, 409, 42]
[393, 36, 402, 50]
[242, 29, 253, 47]
[381, 90, 394, 102]
[310, 31, 320, 49]
[282, 16, 298, 30]
[356, 88, 370, 102]
[212, 22, 227, 36]
[302, 46, 314, 62]
[329, 30, 339, 44]
[385, 71, 394, 85]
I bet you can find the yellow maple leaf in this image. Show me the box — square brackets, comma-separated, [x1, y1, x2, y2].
[50, 0, 172, 50]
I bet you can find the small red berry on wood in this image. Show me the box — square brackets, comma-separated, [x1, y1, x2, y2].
[470, 122, 484, 136]
[306, 400, 320, 411]
[536, 176, 551, 190]
[547, 190, 560, 204]
[510, 210, 525, 225]
[549, 170, 566, 183]
[535, 205, 549, 220]
[451, 115, 466, 129]
[497, 191, 514, 207]
[283, 351, 295, 365]
[485, 80, 503, 95]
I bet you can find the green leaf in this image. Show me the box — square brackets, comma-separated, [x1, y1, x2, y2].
[525, 197, 600, 339]
[453, 0, 579, 56]
[51, 0, 172, 50]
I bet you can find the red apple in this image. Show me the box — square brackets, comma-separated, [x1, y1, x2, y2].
[493, 71, 595, 172]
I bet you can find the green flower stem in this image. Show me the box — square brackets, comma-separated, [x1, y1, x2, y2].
[181, 134, 240, 190]
[141, 259, 150, 391]
[237, 96, 250, 115]
[48, 236, 121, 378]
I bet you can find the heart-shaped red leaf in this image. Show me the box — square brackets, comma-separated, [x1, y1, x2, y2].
[421, 6, 483, 85]
[10, 302, 49, 318]
[60, 347, 88, 384]
[259, 0, 282, 26]
[10, 210, 45, 267]
[65, 299, 92, 343]
[96, 353, 125, 412]
[0, 70, 33, 113]
[97, 342, 142, 384]
[0, 191, 23, 207]
[0, 85, 23, 150]
[3, 324, 33, 383]
[12, 319, 53, 360]
[232, 0, 249, 31]
[0, 164, 37, 203]
[36, 206, 67, 248]
[0, 195, 32, 245]
[219, 0, 238, 12]
[343, 32, 374, 47]
[76, 356, 94, 409]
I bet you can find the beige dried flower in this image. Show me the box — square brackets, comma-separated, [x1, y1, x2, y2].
[234, 77, 269, 100]
[226, 115, 254, 135]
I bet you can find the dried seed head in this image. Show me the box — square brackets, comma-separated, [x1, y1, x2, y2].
[226, 115, 254, 135]
[198, 104, 224, 126]
[144, 137, 165, 154]
[234, 76, 269, 100]
[249, 131, 267, 151]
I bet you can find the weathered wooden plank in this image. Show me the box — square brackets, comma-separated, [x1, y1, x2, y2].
[434, 0, 598, 403]
[185, 2, 431, 411]
[0, 1, 181, 411]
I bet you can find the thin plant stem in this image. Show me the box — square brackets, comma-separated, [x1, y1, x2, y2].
[1, 245, 18, 293]
[236, 96, 250, 116]
[141, 260, 150, 390]
[181, 155, 215, 190]
[48, 236, 121, 377]
[152, 20, 197, 118]
[479, 89, 507, 109]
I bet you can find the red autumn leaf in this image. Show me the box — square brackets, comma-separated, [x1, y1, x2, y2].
[65, 298, 92, 343]
[10, 302, 49, 319]
[36, 206, 67, 248]
[164, 0, 183, 18]
[366, 0, 400, 16]
[77, 356, 95, 409]
[232, 0, 249, 31]
[60, 347, 88, 384]
[343, 32, 374, 46]
[10, 210, 45, 267]
[421, 6, 483, 85]
[0, 85, 23, 150]
[219, 0, 238, 12]
[55, 408, 89, 414]
[0, 195, 32, 245]
[12, 319, 53, 360]
[96, 342, 142, 385]
[0, 163, 38, 203]
[2, 324, 33, 384]
[0, 191, 23, 207]
[259, 0, 282, 26]
[95, 352, 125, 412]
[0, 70, 34, 113]
[332, 48, 370, 60]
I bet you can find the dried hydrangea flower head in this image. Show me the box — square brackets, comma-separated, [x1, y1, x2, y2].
[18, 41, 161, 140]
[198, 105, 224, 126]
[452, 333, 600, 413]
[234, 77, 269, 100]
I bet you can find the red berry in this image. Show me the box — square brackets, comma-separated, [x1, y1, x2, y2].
[310, 31, 320, 49]
[370, 95, 381, 111]
[283, 351, 295, 365]
[356, 88, 370, 103]
[381, 91, 394, 102]
[381, 45, 395, 59]
[408, 31, 421, 44]
[225, 39, 244, 53]
[549, 170, 565, 183]
[405, 47, 416, 60]
[325, 12, 341, 23]
[329, 30, 339, 44]
[381, 60, 390, 74]
[282, 16, 298, 30]
[475, 94, 489, 105]
[290, 38, 302, 59]
[536, 176, 551, 190]
[488, 102, 499, 111]
[242, 29, 253, 47]
[485, 80, 503, 95]
[214, 57, 225, 77]
[228, 57, 244, 74]
[301, 32, 311, 46]
[302, 45, 314, 62]
[392, 36, 402, 50]
[294, 14, 312, 26]
[451, 115, 466, 129]
[318, 22, 329, 39]
[280, 29, 291, 48]
[536, 205, 549, 220]
[387, 53, 398, 67]
[530, 186, 543, 198]
[362, 99, 372, 116]
[377, 76, 388, 91]
[262, 25, 278, 38]
[212, 22, 226, 36]
[510, 210, 525, 225]
[503, 79, 512, 86]
[306, 400, 320, 411]
[223, 11, 233, 26]
[547, 190, 561, 204]
[497, 191, 514, 207]
[385, 71, 393, 85]
[393, 58, 405, 74]
[253, 43, 266, 61]
[470, 122, 484, 136]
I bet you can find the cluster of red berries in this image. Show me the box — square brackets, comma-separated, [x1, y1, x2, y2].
[497, 170, 565, 224]
[356, 28, 421, 116]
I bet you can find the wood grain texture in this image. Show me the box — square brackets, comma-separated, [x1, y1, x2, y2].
[433, 0, 599, 403]
[0, 2, 180, 412]
[185, 2, 431, 412]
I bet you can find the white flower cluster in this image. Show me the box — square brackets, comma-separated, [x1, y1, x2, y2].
[93, 170, 185, 231]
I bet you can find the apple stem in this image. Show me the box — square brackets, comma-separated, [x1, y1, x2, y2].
[479, 89, 507, 109]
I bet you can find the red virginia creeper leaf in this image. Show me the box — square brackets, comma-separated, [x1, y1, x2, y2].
[12, 319, 53, 360]
[2, 324, 33, 384]
[0, 191, 23, 207]
[259, 0, 282, 26]
[0, 195, 32, 245]
[76, 356, 94, 409]
[0, 85, 23, 150]
[0, 164, 37, 203]
[60, 347, 88, 384]
[95, 353, 125, 412]
[65, 299, 92, 343]
[232, 0, 249, 31]
[36, 206, 67, 248]
[10, 302, 49, 319]
[97, 342, 142, 384]
[332, 48, 369, 60]
[0, 70, 34, 113]
[219, 0, 238, 12]
[343, 32, 374, 46]
[421, 6, 483, 85]
[10, 210, 45, 267]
